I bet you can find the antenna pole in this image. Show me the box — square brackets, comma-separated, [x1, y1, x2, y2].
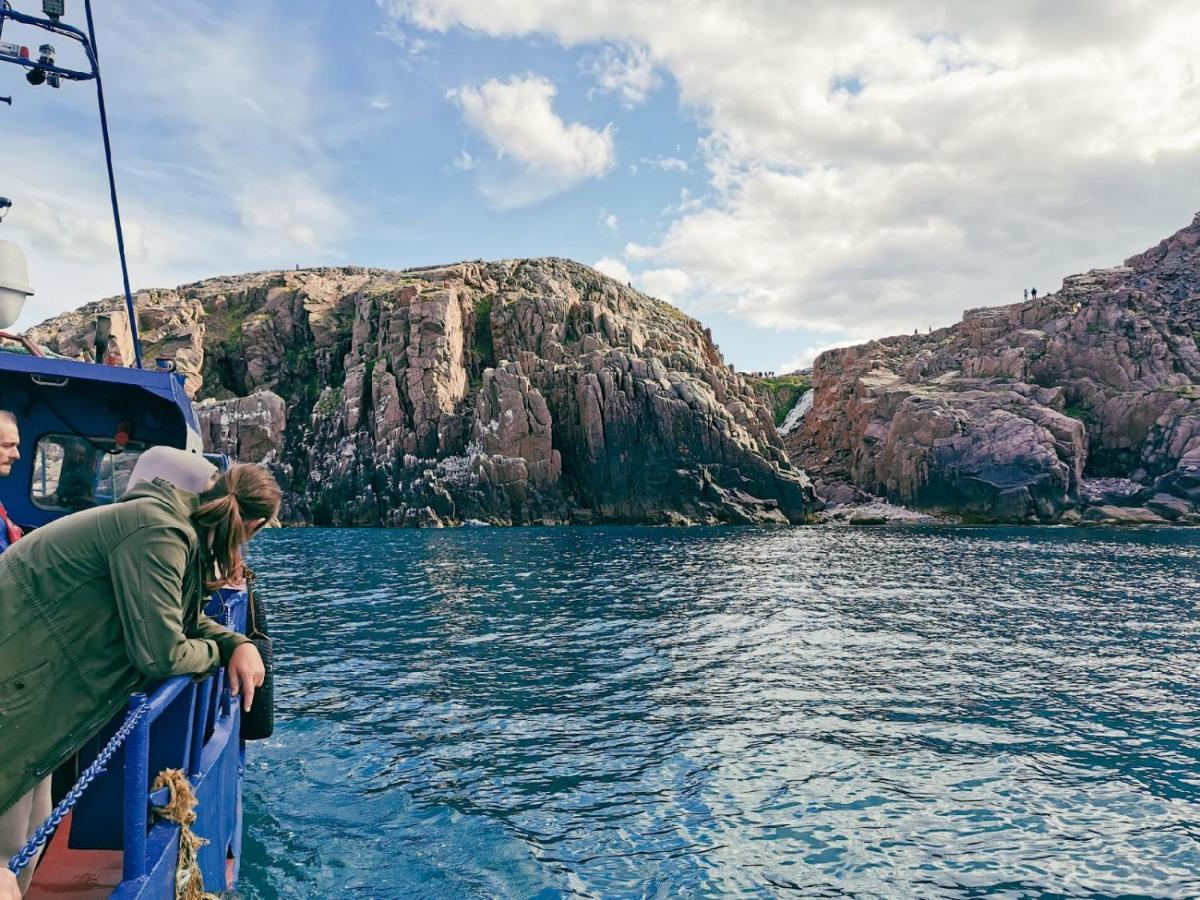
[84, 0, 142, 368]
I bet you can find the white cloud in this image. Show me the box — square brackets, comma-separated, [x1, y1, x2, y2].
[369, 97, 392, 110]
[638, 267, 690, 303]
[233, 174, 349, 257]
[585, 44, 660, 107]
[14, 196, 147, 268]
[593, 256, 632, 283]
[454, 150, 478, 171]
[3, 135, 249, 327]
[374, 17, 430, 55]
[448, 75, 615, 208]
[598, 209, 619, 230]
[591, 259, 688, 304]
[383, 0, 1200, 339]
[0, 1, 362, 327]
[640, 155, 689, 173]
[663, 188, 705, 216]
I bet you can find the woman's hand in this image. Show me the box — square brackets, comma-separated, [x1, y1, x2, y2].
[1, 868, 21, 900]
[227, 643, 265, 713]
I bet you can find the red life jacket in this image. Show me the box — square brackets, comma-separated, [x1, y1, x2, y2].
[0, 501, 23, 546]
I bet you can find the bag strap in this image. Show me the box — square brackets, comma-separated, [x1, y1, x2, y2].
[244, 565, 266, 640]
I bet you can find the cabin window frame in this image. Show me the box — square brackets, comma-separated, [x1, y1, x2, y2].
[28, 431, 149, 513]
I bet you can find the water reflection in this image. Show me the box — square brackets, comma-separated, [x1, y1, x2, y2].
[241, 526, 1200, 898]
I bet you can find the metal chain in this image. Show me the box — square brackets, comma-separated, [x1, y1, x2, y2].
[7, 702, 150, 875]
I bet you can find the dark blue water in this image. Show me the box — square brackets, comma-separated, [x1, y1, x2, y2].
[238, 526, 1200, 899]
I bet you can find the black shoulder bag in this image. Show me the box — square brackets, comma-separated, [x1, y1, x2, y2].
[241, 566, 275, 740]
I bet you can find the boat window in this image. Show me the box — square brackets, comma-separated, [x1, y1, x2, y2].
[30, 434, 147, 512]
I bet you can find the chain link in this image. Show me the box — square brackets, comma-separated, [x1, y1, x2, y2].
[7, 702, 150, 875]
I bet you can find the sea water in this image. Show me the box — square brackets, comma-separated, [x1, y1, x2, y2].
[239, 526, 1200, 898]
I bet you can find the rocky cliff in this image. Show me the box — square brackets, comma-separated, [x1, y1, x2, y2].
[791, 212, 1200, 524]
[28, 259, 814, 526]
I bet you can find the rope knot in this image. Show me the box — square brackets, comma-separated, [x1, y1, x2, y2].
[151, 769, 219, 900]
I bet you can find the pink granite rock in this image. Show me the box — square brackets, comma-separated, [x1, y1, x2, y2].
[793, 212, 1200, 523]
[28, 261, 814, 526]
[197, 389, 287, 464]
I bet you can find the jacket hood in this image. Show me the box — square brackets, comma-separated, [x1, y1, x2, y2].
[120, 477, 201, 521]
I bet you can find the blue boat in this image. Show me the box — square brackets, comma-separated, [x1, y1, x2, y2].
[2, 2, 259, 896]
[1, 349, 255, 898]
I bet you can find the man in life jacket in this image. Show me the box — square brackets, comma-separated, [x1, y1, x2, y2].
[0, 410, 26, 899]
[0, 409, 22, 553]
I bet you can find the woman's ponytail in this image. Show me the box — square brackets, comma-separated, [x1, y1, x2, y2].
[194, 464, 282, 590]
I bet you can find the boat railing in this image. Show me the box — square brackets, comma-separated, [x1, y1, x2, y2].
[118, 665, 233, 883]
[7, 586, 252, 899]
[11, 624, 243, 897]
[106, 587, 248, 894]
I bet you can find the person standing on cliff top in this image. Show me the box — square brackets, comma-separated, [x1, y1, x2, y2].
[1024, 288, 1029, 300]
[1031, 287, 1038, 299]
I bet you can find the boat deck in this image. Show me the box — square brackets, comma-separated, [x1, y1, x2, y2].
[25, 813, 121, 899]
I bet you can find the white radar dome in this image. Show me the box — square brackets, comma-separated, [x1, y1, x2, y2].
[0, 239, 34, 330]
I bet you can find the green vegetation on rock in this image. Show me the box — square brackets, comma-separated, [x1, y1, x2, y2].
[1063, 404, 1095, 424]
[748, 373, 813, 426]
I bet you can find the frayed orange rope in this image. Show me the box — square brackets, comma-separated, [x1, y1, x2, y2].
[151, 769, 220, 900]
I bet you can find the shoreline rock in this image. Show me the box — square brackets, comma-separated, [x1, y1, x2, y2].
[28, 259, 815, 527]
[790, 212, 1200, 527]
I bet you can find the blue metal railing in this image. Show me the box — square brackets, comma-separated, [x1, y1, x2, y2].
[9, 587, 248, 893]
[120, 666, 233, 882]
[5, 669, 230, 881]
[116, 585, 246, 890]
[6, 701, 150, 876]
[123, 679, 180, 881]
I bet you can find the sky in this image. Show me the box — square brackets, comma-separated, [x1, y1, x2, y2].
[0, 0, 1197, 373]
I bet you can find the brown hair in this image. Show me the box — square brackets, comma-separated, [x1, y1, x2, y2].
[193, 464, 281, 590]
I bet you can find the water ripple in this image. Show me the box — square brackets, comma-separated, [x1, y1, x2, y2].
[240, 526, 1200, 899]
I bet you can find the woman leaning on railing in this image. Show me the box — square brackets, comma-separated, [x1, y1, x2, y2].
[0, 463, 280, 893]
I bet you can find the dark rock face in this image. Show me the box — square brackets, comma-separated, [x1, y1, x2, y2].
[197, 390, 287, 465]
[30, 259, 813, 526]
[793, 212, 1200, 523]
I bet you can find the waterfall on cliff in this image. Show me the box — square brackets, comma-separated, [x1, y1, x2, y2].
[778, 389, 814, 436]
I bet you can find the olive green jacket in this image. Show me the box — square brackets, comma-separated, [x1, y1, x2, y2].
[0, 479, 249, 814]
